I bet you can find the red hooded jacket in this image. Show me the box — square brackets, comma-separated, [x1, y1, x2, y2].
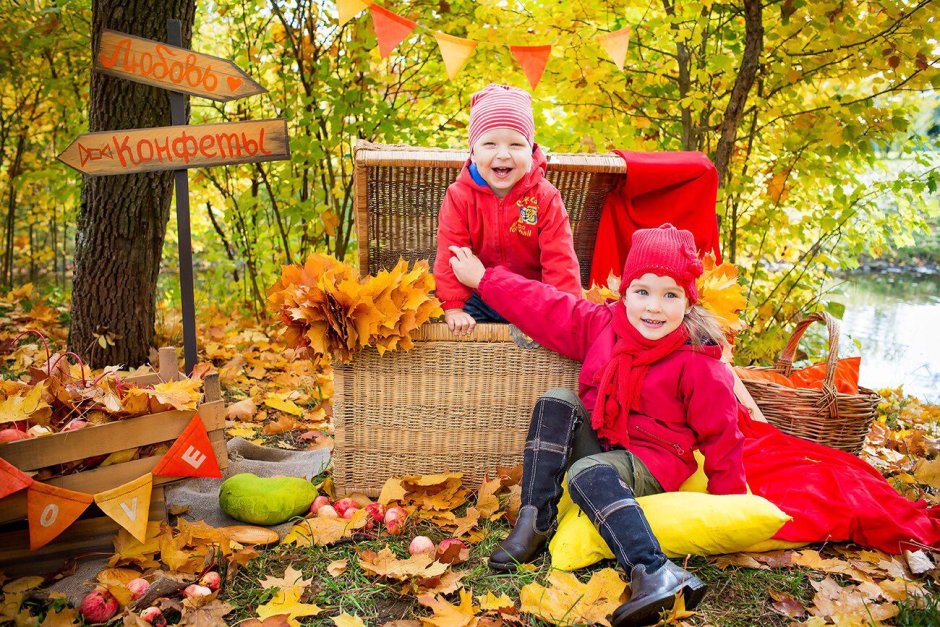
[433, 146, 582, 310]
[478, 266, 747, 495]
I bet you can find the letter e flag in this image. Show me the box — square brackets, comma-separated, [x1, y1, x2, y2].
[95, 473, 153, 543]
[152, 415, 221, 478]
[28, 483, 94, 550]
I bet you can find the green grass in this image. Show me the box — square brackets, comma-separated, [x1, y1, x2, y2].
[895, 584, 940, 627]
[223, 517, 825, 625]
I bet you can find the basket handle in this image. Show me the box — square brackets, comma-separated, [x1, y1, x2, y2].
[775, 311, 841, 391]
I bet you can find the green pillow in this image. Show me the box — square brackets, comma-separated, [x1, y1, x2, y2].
[219, 473, 318, 525]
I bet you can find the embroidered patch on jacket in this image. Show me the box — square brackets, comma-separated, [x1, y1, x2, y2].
[517, 195, 539, 225]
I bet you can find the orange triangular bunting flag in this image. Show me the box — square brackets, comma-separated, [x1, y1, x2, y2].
[28, 482, 93, 550]
[598, 26, 631, 71]
[510, 45, 552, 90]
[0, 457, 33, 499]
[337, 0, 371, 28]
[369, 4, 417, 59]
[434, 32, 477, 79]
[95, 473, 153, 543]
[152, 415, 221, 478]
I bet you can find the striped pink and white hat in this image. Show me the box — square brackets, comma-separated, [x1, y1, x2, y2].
[467, 84, 535, 149]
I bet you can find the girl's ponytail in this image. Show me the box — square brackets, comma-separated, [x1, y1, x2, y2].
[683, 305, 728, 350]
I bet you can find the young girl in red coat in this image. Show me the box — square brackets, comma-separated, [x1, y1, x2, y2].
[434, 84, 582, 336]
[448, 224, 747, 626]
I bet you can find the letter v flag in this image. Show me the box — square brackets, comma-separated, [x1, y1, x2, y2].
[95, 473, 153, 543]
[369, 4, 417, 59]
[152, 415, 221, 478]
[0, 457, 32, 499]
[28, 483, 94, 550]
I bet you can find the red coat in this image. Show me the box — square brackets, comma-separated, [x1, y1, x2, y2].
[478, 266, 746, 495]
[433, 146, 582, 311]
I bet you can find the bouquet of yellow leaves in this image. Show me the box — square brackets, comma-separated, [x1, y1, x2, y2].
[268, 254, 443, 364]
[583, 252, 746, 333]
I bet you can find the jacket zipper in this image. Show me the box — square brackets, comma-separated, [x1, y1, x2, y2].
[497, 197, 507, 265]
[633, 423, 686, 456]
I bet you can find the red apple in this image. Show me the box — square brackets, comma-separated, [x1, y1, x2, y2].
[140, 606, 167, 626]
[364, 502, 386, 523]
[341, 507, 360, 520]
[333, 498, 357, 517]
[183, 584, 212, 599]
[79, 588, 119, 623]
[409, 535, 436, 557]
[127, 577, 150, 600]
[309, 495, 331, 515]
[317, 505, 338, 518]
[198, 571, 221, 591]
[0, 428, 30, 443]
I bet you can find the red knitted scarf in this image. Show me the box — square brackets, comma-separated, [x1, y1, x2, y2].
[591, 303, 690, 447]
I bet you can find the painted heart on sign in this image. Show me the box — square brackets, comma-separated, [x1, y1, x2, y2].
[227, 76, 243, 92]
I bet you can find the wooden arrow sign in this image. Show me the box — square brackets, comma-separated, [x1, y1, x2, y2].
[95, 29, 265, 102]
[58, 119, 289, 175]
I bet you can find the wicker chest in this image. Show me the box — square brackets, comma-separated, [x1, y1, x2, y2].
[331, 142, 625, 495]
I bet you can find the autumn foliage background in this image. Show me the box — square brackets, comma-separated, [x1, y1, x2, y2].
[0, 0, 936, 365]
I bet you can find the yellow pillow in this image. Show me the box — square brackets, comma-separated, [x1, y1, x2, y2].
[548, 455, 792, 571]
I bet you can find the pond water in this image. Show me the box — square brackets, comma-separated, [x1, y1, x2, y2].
[831, 273, 940, 403]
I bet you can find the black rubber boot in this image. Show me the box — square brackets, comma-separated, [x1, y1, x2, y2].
[567, 463, 707, 626]
[488, 390, 584, 571]
[612, 561, 707, 626]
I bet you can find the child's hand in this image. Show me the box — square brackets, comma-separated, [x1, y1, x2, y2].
[448, 246, 485, 289]
[444, 309, 476, 336]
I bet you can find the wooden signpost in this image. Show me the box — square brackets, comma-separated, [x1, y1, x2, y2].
[59, 20, 289, 373]
[95, 30, 265, 102]
[58, 120, 289, 176]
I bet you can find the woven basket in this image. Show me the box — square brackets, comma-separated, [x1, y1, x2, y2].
[740, 312, 881, 455]
[332, 322, 580, 496]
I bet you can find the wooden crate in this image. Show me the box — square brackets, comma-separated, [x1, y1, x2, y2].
[0, 347, 227, 570]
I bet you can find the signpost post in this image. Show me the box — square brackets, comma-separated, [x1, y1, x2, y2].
[60, 19, 289, 374]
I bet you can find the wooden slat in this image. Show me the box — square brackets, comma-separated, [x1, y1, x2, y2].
[1, 410, 192, 471]
[0, 402, 225, 472]
[353, 140, 627, 174]
[0, 432, 226, 524]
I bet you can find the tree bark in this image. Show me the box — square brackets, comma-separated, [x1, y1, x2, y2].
[713, 0, 763, 185]
[69, 0, 195, 367]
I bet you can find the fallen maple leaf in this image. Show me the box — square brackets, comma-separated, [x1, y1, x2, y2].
[768, 589, 806, 619]
[142, 378, 203, 411]
[260, 565, 312, 591]
[226, 397, 257, 420]
[333, 614, 366, 627]
[281, 509, 369, 546]
[256, 587, 322, 626]
[327, 559, 349, 577]
[417, 589, 479, 627]
[519, 568, 625, 626]
[358, 546, 449, 581]
[179, 599, 234, 626]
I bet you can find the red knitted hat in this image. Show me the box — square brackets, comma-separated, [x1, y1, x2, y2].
[468, 84, 535, 149]
[619, 223, 704, 304]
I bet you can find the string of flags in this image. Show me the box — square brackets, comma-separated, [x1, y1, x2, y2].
[338, 0, 632, 89]
[0, 415, 220, 550]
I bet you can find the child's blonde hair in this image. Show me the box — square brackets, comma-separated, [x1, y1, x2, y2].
[683, 305, 728, 349]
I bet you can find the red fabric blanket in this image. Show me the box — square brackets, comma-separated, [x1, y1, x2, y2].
[589, 151, 722, 286]
[740, 411, 940, 554]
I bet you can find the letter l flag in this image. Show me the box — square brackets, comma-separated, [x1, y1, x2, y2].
[152, 415, 221, 478]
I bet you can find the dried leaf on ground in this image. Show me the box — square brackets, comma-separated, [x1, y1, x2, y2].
[260, 565, 312, 592]
[281, 509, 369, 546]
[417, 589, 479, 627]
[256, 588, 322, 626]
[333, 615, 366, 627]
[359, 547, 449, 581]
[519, 568, 626, 626]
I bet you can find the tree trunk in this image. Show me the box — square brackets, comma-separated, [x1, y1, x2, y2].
[713, 0, 763, 185]
[69, 0, 195, 367]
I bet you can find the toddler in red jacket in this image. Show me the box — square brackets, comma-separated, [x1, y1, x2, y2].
[448, 224, 747, 626]
[434, 84, 581, 336]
